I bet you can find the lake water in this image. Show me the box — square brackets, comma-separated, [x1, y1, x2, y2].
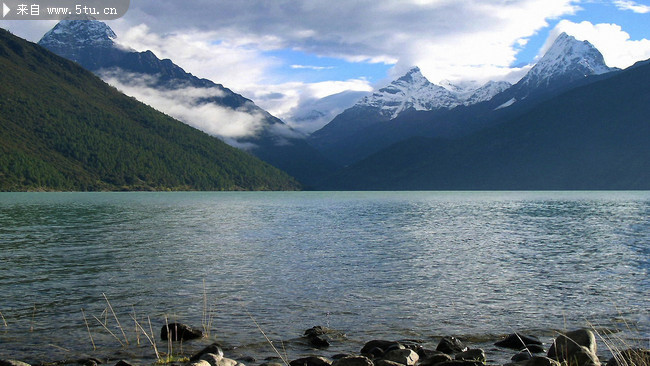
[0, 192, 648, 365]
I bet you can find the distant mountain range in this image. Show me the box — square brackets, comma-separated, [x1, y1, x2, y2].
[38, 19, 334, 187]
[320, 57, 650, 190]
[0, 28, 299, 191]
[308, 33, 623, 168]
[26, 20, 650, 190]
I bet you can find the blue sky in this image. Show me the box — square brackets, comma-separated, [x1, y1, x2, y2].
[2, 0, 648, 132]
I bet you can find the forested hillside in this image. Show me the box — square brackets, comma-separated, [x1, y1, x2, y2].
[0, 29, 300, 191]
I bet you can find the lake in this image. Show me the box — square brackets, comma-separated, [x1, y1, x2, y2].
[0, 192, 648, 364]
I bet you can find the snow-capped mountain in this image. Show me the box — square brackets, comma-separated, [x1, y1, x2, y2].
[356, 67, 511, 119]
[358, 67, 458, 119]
[309, 31, 620, 168]
[515, 32, 617, 94]
[463, 80, 512, 106]
[40, 19, 116, 49]
[38, 19, 334, 185]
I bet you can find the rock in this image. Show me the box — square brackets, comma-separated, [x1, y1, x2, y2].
[200, 353, 225, 366]
[238, 356, 256, 363]
[420, 353, 453, 366]
[375, 361, 403, 366]
[383, 349, 419, 366]
[305, 326, 329, 337]
[606, 348, 650, 366]
[189, 361, 212, 366]
[114, 361, 132, 366]
[512, 352, 533, 362]
[548, 329, 597, 362]
[259, 363, 285, 366]
[566, 346, 601, 366]
[0, 361, 31, 366]
[433, 361, 483, 366]
[331, 356, 374, 366]
[289, 357, 332, 366]
[308, 335, 331, 348]
[455, 349, 485, 363]
[496, 334, 543, 350]
[522, 345, 546, 354]
[361, 341, 403, 356]
[385, 344, 407, 353]
[160, 322, 203, 341]
[513, 356, 561, 366]
[191, 344, 225, 361]
[436, 337, 468, 355]
[332, 355, 354, 360]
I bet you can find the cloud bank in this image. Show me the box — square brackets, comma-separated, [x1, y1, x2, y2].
[100, 69, 268, 146]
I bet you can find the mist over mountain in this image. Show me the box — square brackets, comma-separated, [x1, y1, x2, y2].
[38, 19, 334, 186]
[0, 28, 299, 191]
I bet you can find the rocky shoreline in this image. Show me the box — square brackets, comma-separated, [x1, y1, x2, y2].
[2, 325, 648, 366]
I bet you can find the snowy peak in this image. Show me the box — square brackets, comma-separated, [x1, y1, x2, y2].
[357, 67, 459, 119]
[356, 67, 511, 119]
[464, 80, 512, 105]
[518, 32, 615, 90]
[39, 19, 116, 50]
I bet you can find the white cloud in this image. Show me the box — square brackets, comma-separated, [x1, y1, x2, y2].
[109, 23, 280, 91]
[100, 70, 267, 142]
[241, 78, 373, 132]
[290, 65, 335, 70]
[614, 0, 650, 13]
[544, 20, 650, 69]
[98, 0, 585, 131]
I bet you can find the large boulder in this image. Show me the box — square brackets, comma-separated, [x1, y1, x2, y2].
[382, 349, 419, 366]
[419, 353, 453, 366]
[606, 348, 650, 366]
[518, 356, 561, 366]
[565, 346, 601, 366]
[290, 357, 332, 366]
[160, 322, 203, 341]
[331, 356, 374, 366]
[548, 329, 597, 363]
[374, 361, 402, 366]
[495, 333, 543, 350]
[190, 343, 225, 361]
[361, 340, 403, 357]
[436, 337, 468, 355]
[433, 361, 483, 366]
[455, 349, 486, 363]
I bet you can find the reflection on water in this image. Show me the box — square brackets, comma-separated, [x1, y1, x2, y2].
[0, 192, 648, 363]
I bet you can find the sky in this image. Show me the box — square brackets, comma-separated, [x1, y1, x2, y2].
[2, 0, 650, 133]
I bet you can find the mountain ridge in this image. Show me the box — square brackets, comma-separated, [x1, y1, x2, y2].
[318, 56, 650, 190]
[38, 19, 335, 186]
[0, 27, 300, 191]
[308, 32, 619, 167]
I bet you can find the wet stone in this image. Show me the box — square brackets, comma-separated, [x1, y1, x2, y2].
[331, 356, 374, 366]
[160, 322, 203, 341]
[512, 351, 533, 362]
[436, 337, 468, 355]
[289, 356, 332, 366]
[455, 349, 485, 363]
[191, 344, 225, 362]
[420, 353, 453, 366]
[383, 349, 419, 366]
[495, 334, 543, 350]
